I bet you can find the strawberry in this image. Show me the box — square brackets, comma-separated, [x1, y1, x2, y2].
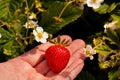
[45, 36, 70, 73]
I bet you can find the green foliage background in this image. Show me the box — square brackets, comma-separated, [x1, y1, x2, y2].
[0, 0, 120, 80]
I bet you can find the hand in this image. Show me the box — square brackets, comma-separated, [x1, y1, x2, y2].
[0, 35, 85, 80]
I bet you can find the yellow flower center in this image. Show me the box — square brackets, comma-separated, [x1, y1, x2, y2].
[86, 50, 91, 56]
[28, 21, 35, 28]
[37, 32, 43, 38]
[93, 0, 97, 3]
[109, 26, 112, 28]
[79, 0, 84, 3]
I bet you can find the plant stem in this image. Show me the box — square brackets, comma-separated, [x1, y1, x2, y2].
[25, 0, 30, 19]
[58, 0, 74, 18]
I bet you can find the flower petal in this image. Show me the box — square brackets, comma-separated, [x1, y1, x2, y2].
[40, 38, 47, 43]
[33, 30, 37, 36]
[43, 32, 48, 38]
[36, 27, 43, 32]
[0, 33, 2, 38]
[90, 56, 94, 60]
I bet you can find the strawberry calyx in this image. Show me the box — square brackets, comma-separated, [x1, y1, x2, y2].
[49, 35, 70, 47]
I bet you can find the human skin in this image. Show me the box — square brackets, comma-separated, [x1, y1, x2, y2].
[0, 35, 86, 80]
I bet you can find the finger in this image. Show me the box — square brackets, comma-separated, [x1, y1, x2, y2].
[66, 59, 84, 79]
[66, 39, 85, 55]
[17, 35, 72, 66]
[35, 60, 50, 75]
[66, 39, 85, 68]
[46, 71, 57, 79]
[59, 59, 84, 80]
[66, 48, 85, 68]
[47, 59, 84, 80]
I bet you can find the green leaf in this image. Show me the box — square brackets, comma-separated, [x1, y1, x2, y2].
[106, 29, 120, 44]
[2, 39, 21, 58]
[12, 22, 23, 33]
[116, 28, 120, 37]
[111, 4, 120, 16]
[3, 40, 14, 55]
[93, 38, 112, 55]
[94, 3, 117, 14]
[108, 67, 120, 80]
[111, 4, 120, 25]
[96, 43, 112, 55]
[99, 61, 109, 69]
[40, 1, 83, 34]
[94, 3, 109, 14]
[0, 0, 24, 21]
[107, 3, 117, 13]
[0, 27, 13, 44]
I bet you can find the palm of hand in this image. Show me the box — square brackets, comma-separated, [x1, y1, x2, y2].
[4, 35, 85, 80]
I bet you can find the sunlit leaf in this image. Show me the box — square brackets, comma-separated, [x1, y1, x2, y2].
[40, 1, 83, 34]
[108, 67, 120, 80]
[106, 29, 120, 44]
[93, 38, 112, 55]
[94, 3, 109, 14]
[94, 0, 117, 14]
[111, 4, 120, 25]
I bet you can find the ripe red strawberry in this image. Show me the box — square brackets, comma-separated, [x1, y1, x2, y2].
[45, 36, 70, 73]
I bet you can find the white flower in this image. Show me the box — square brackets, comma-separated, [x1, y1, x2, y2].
[29, 16, 34, 20]
[0, 33, 2, 38]
[33, 27, 48, 43]
[104, 20, 119, 33]
[83, 45, 96, 60]
[23, 20, 38, 29]
[86, 0, 104, 9]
